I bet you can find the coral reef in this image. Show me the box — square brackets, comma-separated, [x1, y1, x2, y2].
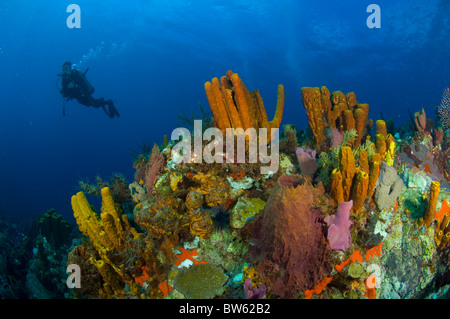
[53, 73, 450, 300]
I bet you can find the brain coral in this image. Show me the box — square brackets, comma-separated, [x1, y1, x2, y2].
[173, 263, 228, 299]
[248, 175, 331, 298]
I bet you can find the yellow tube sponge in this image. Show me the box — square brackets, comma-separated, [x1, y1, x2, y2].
[71, 187, 135, 252]
[71, 191, 111, 249]
[435, 213, 448, 246]
[90, 257, 125, 298]
[385, 134, 396, 166]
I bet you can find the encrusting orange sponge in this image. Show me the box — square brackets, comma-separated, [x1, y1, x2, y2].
[304, 277, 333, 299]
[424, 181, 440, 227]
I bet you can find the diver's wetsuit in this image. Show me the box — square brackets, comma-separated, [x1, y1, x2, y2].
[61, 69, 120, 118]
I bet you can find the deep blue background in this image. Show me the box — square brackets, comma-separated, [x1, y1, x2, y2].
[0, 0, 449, 224]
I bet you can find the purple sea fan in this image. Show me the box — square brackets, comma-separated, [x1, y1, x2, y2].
[437, 87, 450, 131]
[325, 127, 343, 148]
[144, 144, 165, 193]
[324, 200, 353, 251]
[296, 147, 319, 178]
[244, 278, 266, 299]
[248, 175, 331, 298]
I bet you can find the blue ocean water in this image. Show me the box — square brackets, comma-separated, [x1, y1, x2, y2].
[0, 0, 449, 225]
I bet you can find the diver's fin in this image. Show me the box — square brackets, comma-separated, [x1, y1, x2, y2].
[107, 100, 120, 118]
[101, 104, 114, 119]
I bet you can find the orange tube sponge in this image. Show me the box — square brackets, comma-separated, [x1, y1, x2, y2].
[364, 275, 377, 299]
[359, 149, 369, 173]
[423, 181, 440, 227]
[441, 231, 450, 247]
[301, 87, 371, 148]
[372, 152, 381, 163]
[331, 168, 344, 204]
[375, 134, 387, 161]
[220, 76, 243, 129]
[354, 107, 368, 147]
[229, 72, 254, 130]
[301, 87, 327, 146]
[270, 84, 285, 129]
[350, 170, 369, 214]
[252, 89, 270, 129]
[343, 109, 356, 133]
[321, 86, 333, 116]
[440, 221, 450, 247]
[346, 92, 358, 110]
[358, 103, 370, 119]
[205, 70, 284, 142]
[331, 90, 347, 106]
[340, 146, 356, 201]
[204, 79, 230, 133]
[435, 213, 447, 246]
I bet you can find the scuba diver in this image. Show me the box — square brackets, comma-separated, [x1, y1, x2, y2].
[57, 61, 120, 118]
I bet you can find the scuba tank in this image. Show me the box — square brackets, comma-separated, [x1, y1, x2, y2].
[80, 68, 95, 95]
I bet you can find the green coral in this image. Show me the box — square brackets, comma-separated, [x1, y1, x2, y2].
[38, 209, 74, 250]
[173, 263, 228, 299]
[230, 196, 266, 229]
[347, 263, 365, 279]
[197, 228, 248, 274]
[342, 128, 358, 147]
